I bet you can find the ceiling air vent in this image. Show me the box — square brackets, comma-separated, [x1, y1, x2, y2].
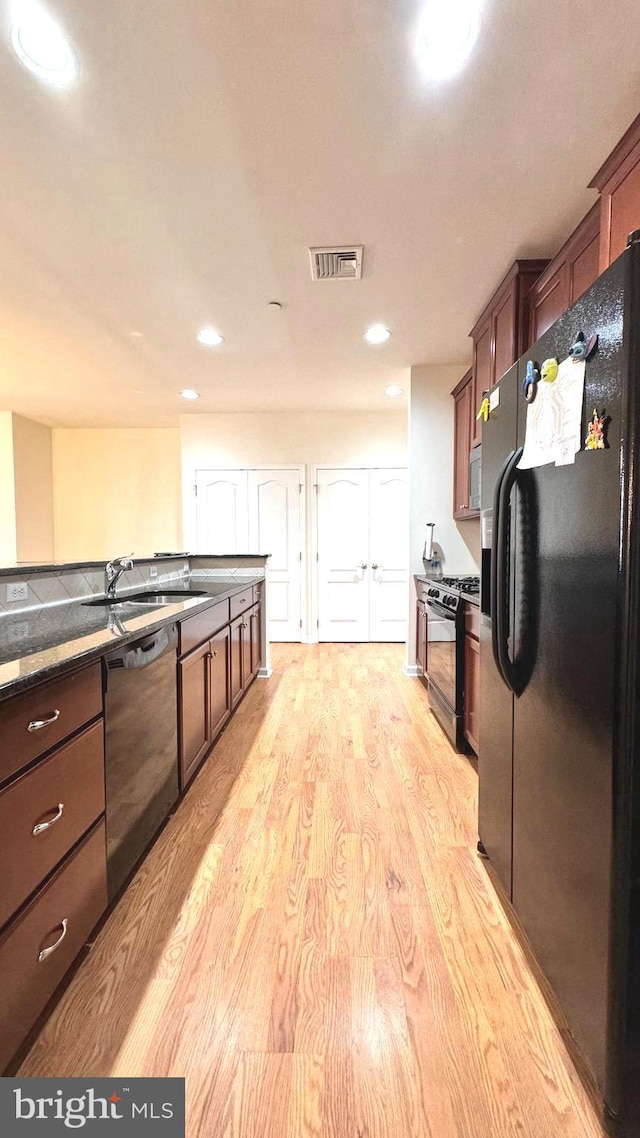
[309, 245, 363, 281]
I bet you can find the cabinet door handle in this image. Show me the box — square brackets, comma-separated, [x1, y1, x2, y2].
[32, 803, 65, 835]
[27, 710, 60, 733]
[38, 918, 68, 962]
[459, 503, 468, 510]
[241, 622, 248, 629]
[212, 650, 218, 657]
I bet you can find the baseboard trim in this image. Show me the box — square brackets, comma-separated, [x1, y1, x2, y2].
[403, 663, 422, 678]
[257, 666, 273, 679]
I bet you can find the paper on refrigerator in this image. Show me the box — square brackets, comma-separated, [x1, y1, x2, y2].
[518, 357, 586, 469]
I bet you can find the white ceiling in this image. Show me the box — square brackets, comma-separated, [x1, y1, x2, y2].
[0, 0, 639, 427]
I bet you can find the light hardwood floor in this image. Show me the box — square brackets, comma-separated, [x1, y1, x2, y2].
[20, 644, 606, 1138]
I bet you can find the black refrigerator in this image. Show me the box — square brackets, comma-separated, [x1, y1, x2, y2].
[479, 233, 640, 1134]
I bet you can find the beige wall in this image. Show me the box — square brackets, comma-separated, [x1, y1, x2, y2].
[52, 428, 183, 561]
[12, 413, 54, 562]
[407, 364, 480, 667]
[0, 413, 17, 565]
[180, 409, 409, 549]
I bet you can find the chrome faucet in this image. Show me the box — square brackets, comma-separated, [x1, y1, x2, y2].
[105, 555, 134, 599]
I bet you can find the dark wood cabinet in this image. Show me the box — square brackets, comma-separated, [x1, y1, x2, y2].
[463, 604, 480, 755]
[452, 369, 477, 520]
[230, 616, 245, 709]
[208, 625, 231, 742]
[179, 640, 211, 786]
[416, 600, 428, 676]
[527, 204, 600, 345]
[470, 259, 548, 403]
[249, 604, 262, 678]
[590, 113, 640, 271]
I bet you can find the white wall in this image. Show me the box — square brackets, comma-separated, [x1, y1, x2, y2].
[407, 364, 480, 668]
[0, 413, 17, 565]
[12, 413, 54, 563]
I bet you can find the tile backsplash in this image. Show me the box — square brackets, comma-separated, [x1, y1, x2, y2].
[0, 560, 189, 617]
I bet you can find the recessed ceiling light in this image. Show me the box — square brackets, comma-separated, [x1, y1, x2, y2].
[196, 327, 224, 347]
[415, 0, 481, 81]
[11, 1, 77, 87]
[179, 389, 200, 401]
[364, 324, 391, 345]
[385, 385, 405, 398]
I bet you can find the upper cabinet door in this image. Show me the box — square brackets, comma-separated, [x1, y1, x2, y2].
[472, 319, 491, 448]
[528, 262, 569, 345]
[493, 284, 517, 386]
[453, 376, 474, 519]
[590, 114, 640, 270]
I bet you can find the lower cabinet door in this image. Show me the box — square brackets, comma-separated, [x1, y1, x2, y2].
[0, 819, 107, 1074]
[179, 641, 211, 788]
[230, 617, 244, 709]
[250, 603, 262, 677]
[241, 614, 252, 691]
[464, 633, 480, 754]
[209, 625, 231, 742]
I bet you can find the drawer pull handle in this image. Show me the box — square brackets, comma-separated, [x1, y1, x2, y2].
[38, 918, 68, 962]
[27, 710, 61, 732]
[32, 803, 65, 835]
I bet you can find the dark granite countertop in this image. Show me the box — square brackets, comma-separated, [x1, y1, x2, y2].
[0, 576, 264, 702]
[0, 554, 268, 578]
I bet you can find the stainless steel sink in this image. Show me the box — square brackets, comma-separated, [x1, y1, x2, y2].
[83, 589, 208, 608]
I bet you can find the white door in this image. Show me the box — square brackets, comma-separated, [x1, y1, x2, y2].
[195, 470, 248, 552]
[369, 469, 409, 642]
[316, 467, 408, 643]
[248, 469, 302, 642]
[316, 469, 371, 642]
[195, 467, 303, 643]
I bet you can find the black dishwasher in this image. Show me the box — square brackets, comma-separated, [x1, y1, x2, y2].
[104, 624, 179, 901]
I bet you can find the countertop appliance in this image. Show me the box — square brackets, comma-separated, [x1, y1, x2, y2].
[104, 624, 179, 901]
[478, 233, 640, 1134]
[424, 575, 479, 750]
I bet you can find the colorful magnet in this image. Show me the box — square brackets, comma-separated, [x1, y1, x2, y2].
[585, 408, 607, 450]
[569, 331, 599, 361]
[522, 359, 539, 403]
[476, 396, 490, 423]
[540, 357, 559, 383]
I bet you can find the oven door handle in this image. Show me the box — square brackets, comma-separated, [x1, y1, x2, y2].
[426, 601, 457, 622]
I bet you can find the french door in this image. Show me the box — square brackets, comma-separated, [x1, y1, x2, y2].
[316, 467, 408, 642]
[195, 467, 303, 642]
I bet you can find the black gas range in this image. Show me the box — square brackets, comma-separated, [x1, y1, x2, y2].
[423, 575, 479, 750]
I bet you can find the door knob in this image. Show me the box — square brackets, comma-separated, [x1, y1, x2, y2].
[371, 563, 379, 570]
[360, 563, 368, 570]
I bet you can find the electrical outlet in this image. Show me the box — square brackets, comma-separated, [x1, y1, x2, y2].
[149, 566, 158, 579]
[6, 582, 28, 603]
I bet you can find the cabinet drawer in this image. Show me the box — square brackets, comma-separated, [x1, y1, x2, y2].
[230, 589, 253, 621]
[465, 603, 480, 640]
[0, 820, 107, 1073]
[0, 663, 102, 786]
[179, 599, 230, 656]
[0, 721, 105, 931]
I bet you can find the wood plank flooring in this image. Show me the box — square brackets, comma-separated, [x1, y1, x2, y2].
[20, 644, 606, 1138]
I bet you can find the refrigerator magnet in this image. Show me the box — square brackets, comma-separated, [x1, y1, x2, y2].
[569, 331, 599, 361]
[522, 360, 539, 403]
[476, 395, 490, 422]
[541, 357, 559, 383]
[585, 408, 607, 450]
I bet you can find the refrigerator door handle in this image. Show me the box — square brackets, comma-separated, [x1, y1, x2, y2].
[492, 447, 523, 692]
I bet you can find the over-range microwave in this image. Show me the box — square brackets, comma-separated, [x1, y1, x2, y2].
[469, 444, 481, 512]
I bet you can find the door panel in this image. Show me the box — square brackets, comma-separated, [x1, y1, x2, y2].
[179, 642, 210, 788]
[511, 264, 624, 1094]
[493, 285, 517, 383]
[369, 469, 408, 642]
[477, 361, 519, 895]
[248, 469, 302, 642]
[230, 617, 244, 708]
[317, 470, 370, 642]
[196, 470, 248, 553]
[209, 625, 231, 742]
